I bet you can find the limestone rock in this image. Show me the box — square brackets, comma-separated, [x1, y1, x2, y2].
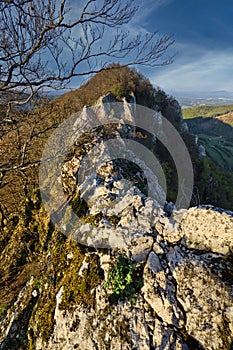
[178, 207, 233, 254]
[1, 95, 233, 350]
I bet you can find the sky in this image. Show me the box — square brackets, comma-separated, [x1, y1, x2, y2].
[131, 0, 233, 96]
[64, 0, 233, 98]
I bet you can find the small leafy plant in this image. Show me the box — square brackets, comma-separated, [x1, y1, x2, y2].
[104, 255, 143, 306]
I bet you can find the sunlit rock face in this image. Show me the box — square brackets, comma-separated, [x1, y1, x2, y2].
[25, 202, 233, 350]
[0, 95, 232, 350]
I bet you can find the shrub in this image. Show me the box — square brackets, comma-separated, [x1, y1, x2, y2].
[104, 255, 143, 306]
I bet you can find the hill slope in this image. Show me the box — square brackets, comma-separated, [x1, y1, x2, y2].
[182, 103, 233, 123]
[183, 104, 233, 172]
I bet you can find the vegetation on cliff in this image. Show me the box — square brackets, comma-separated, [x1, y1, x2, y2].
[0, 65, 233, 349]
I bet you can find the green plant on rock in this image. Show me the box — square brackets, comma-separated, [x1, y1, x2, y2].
[104, 255, 143, 306]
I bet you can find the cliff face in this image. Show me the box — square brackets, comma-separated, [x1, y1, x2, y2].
[0, 94, 233, 350]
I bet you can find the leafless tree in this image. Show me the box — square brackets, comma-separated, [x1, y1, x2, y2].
[0, 0, 175, 213]
[0, 0, 174, 110]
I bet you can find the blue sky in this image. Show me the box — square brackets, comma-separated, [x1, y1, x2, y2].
[132, 0, 233, 96]
[65, 0, 233, 97]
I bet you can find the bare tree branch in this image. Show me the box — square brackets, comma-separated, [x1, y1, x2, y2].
[0, 0, 174, 108]
[0, 1, 175, 212]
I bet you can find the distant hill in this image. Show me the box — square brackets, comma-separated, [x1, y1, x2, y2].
[172, 90, 233, 107]
[216, 111, 233, 125]
[182, 104, 233, 123]
[178, 97, 233, 107]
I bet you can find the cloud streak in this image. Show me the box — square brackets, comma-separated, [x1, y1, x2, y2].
[132, 0, 174, 27]
[150, 43, 233, 93]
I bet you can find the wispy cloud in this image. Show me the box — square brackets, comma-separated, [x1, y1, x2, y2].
[131, 0, 174, 28]
[150, 43, 233, 93]
[148, 0, 174, 11]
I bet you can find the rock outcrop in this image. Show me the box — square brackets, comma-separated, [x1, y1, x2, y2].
[1, 195, 232, 349]
[0, 95, 232, 350]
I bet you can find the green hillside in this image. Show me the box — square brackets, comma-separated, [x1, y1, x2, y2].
[185, 114, 233, 172]
[198, 132, 233, 171]
[182, 104, 233, 122]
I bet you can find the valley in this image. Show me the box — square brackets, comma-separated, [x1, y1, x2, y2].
[182, 104, 233, 173]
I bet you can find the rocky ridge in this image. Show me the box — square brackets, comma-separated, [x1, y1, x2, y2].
[0, 94, 232, 350]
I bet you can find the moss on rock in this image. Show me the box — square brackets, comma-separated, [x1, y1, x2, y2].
[59, 253, 104, 310]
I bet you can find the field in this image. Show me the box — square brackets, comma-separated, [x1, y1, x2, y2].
[182, 104, 233, 123]
[183, 105, 233, 172]
[198, 133, 233, 171]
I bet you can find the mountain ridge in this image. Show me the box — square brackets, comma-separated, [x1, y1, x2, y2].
[0, 66, 233, 349]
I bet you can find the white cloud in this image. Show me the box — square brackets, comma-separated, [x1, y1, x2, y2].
[150, 43, 233, 93]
